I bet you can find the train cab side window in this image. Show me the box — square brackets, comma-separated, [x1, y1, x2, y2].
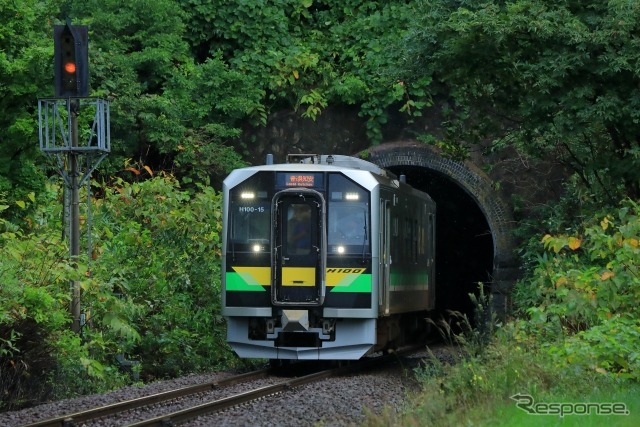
[228, 173, 273, 252]
[404, 217, 411, 259]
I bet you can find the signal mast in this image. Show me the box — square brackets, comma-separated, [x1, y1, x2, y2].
[38, 21, 110, 333]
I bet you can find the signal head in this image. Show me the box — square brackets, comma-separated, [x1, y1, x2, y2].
[54, 23, 89, 97]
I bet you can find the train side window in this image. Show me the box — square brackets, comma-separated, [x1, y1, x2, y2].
[414, 219, 419, 262]
[405, 217, 411, 259]
[419, 218, 425, 256]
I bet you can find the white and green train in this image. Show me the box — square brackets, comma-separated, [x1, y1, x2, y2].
[222, 154, 436, 361]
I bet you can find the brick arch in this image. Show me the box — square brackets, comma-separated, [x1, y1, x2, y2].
[363, 142, 519, 312]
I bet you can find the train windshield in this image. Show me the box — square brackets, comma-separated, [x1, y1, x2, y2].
[327, 204, 369, 249]
[327, 173, 370, 254]
[229, 197, 270, 251]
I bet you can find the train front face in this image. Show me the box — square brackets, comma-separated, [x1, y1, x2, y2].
[222, 165, 379, 360]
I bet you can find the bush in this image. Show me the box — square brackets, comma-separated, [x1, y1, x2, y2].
[0, 318, 56, 410]
[548, 315, 640, 381]
[515, 198, 640, 379]
[1, 193, 70, 410]
[89, 174, 235, 379]
[1, 176, 236, 409]
[368, 319, 633, 427]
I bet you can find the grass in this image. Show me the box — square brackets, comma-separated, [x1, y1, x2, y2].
[360, 278, 640, 426]
[363, 323, 640, 426]
[488, 382, 640, 427]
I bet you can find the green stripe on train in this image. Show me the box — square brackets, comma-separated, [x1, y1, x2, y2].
[330, 274, 372, 293]
[225, 272, 267, 292]
[390, 270, 429, 287]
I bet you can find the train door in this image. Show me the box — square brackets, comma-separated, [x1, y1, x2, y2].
[272, 190, 326, 305]
[379, 199, 391, 315]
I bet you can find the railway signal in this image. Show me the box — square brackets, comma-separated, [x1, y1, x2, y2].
[54, 23, 89, 97]
[44, 20, 106, 333]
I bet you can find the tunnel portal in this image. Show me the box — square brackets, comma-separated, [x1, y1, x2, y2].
[365, 142, 519, 321]
[390, 166, 494, 319]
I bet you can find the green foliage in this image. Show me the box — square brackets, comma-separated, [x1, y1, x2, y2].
[63, 0, 257, 184]
[182, 0, 432, 143]
[367, 320, 637, 427]
[549, 315, 640, 381]
[5, 0, 640, 204]
[47, 330, 130, 399]
[312, 1, 433, 142]
[0, 0, 51, 222]
[417, 133, 470, 162]
[0, 188, 129, 409]
[89, 174, 234, 378]
[401, 0, 640, 199]
[2, 177, 234, 408]
[1, 1, 437, 195]
[515, 198, 640, 379]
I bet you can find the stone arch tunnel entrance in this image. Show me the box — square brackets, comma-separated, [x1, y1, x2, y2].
[366, 142, 519, 320]
[391, 165, 493, 318]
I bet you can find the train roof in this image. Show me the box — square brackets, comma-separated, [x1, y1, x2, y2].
[224, 154, 434, 206]
[239, 154, 393, 178]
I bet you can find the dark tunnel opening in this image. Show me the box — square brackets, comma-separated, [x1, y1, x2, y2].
[388, 166, 494, 325]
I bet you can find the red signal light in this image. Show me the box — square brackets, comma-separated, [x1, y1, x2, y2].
[54, 23, 89, 97]
[64, 62, 77, 73]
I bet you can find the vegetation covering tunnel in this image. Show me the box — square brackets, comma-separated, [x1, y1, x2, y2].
[388, 166, 494, 322]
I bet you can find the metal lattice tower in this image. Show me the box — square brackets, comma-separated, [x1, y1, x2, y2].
[38, 97, 110, 332]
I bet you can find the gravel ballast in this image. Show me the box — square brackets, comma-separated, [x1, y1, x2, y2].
[0, 348, 456, 426]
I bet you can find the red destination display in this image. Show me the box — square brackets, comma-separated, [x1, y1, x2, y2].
[285, 174, 315, 187]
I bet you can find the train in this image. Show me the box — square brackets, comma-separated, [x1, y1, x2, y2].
[221, 154, 436, 361]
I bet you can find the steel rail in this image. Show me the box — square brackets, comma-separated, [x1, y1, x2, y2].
[24, 345, 427, 427]
[126, 346, 426, 427]
[125, 367, 346, 427]
[22, 368, 271, 427]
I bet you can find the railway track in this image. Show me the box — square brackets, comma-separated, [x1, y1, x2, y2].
[23, 346, 423, 427]
[127, 366, 350, 427]
[23, 368, 271, 427]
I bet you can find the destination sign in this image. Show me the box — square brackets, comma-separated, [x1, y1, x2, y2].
[285, 173, 315, 187]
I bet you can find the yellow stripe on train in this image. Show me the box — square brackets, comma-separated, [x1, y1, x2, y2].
[326, 268, 366, 287]
[229, 266, 367, 288]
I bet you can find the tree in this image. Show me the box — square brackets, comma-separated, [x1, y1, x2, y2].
[0, 0, 55, 221]
[181, 0, 431, 142]
[400, 0, 640, 200]
[65, 0, 255, 184]
[0, 0, 435, 197]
